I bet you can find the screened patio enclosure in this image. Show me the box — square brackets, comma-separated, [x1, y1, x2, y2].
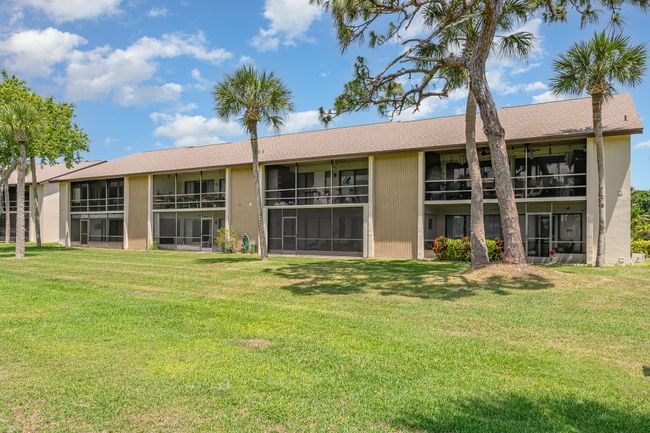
[424, 141, 587, 202]
[424, 201, 586, 262]
[268, 207, 364, 256]
[0, 186, 30, 242]
[153, 170, 226, 210]
[70, 214, 124, 248]
[153, 210, 226, 251]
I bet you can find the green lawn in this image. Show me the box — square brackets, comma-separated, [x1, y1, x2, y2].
[0, 244, 648, 433]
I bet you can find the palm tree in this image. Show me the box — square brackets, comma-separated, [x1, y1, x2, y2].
[0, 101, 43, 258]
[213, 66, 294, 260]
[551, 32, 646, 266]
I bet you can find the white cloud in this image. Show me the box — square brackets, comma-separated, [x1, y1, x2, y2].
[237, 55, 255, 66]
[191, 68, 211, 90]
[634, 139, 650, 149]
[532, 90, 571, 104]
[487, 71, 549, 97]
[147, 7, 169, 17]
[113, 83, 183, 106]
[251, 0, 322, 52]
[394, 97, 449, 121]
[151, 112, 242, 147]
[525, 81, 548, 92]
[0, 27, 86, 76]
[281, 110, 321, 133]
[16, 0, 122, 22]
[511, 62, 542, 75]
[65, 32, 232, 104]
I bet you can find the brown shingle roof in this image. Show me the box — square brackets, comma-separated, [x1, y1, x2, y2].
[8, 161, 105, 186]
[55, 94, 642, 182]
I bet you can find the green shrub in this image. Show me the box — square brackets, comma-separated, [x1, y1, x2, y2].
[433, 236, 503, 262]
[486, 239, 504, 262]
[215, 228, 241, 253]
[631, 240, 650, 256]
[149, 240, 159, 251]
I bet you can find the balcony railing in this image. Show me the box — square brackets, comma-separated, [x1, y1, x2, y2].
[153, 192, 226, 210]
[265, 185, 368, 206]
[425, 174, 586, 201]
[71, 198, 124, 213]
[5, 200, 30, 213]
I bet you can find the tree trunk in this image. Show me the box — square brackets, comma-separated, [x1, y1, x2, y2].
[3, 183, 9, 243]
[249, 124, 268, 260]
[465, 89, 490, 268]
[16, 141, 26, 259]
[592, 93, 606, 267]
[30, 157, 41, 247]
[468, 0, 526, 265]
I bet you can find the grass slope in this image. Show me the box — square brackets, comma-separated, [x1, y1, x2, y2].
[0, 244, 648, 432]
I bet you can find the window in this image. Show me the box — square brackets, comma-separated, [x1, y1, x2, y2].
[445, 214, 502, 239]
[552, 213, 583, 253]
[445, 215, 469, 238]
[297, 172, 314, 189]
[484, 215, 502, 239]
[185, 181, 200, 194]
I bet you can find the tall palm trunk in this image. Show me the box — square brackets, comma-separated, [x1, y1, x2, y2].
[3, 183, 9, 243]
[30, 157, 41, 247]
[592, 93, 606, 267]
[15, 140, 26, 258]
[249, 124, 268, 260]
[465, 89, 490, 267]
[468, 0, 526, 264]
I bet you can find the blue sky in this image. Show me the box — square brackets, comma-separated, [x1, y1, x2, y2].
[1, 0, 649, 188]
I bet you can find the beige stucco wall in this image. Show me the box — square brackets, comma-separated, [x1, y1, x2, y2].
[229, 166, 259, 242]
[373, 152, 419, 259]
[58, 181, 70, 246]
[586, 135, 631, 264]
[38, 182, 61, 244]
[127, 175, 149, 250]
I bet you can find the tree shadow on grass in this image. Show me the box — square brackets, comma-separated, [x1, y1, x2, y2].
[390, 393, 650, 433]
[194, 255, 261, 264]
[0, 243, 74, 259]
[264, 260, 554, 300]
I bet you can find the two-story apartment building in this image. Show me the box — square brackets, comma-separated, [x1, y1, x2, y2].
[1, 162, 104, 243]
[51, 95, 642, 264]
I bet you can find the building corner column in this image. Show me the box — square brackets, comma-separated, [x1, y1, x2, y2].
[123, 176, 129, 250]
[225, 168, 231, 230]
[417, 152, 425, 260]
[585, 138, 597, 265]
[147, 175, 153, 250]
[367, 156, 375, 258]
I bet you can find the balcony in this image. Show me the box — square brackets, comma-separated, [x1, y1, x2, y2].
[425, 141, 587, 202]
[153, 191, 226, 210]
[6, 200, 31, 213]
[265, 185, 368, 206]
[153, 170, 226, 211]
[265, 159, 368, 207]
[71, 197, 124, 213]
[425, 174, 586, 201]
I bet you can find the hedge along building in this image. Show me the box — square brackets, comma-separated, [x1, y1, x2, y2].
[53, 95, 643, 264]
[1, 162, 104, 244]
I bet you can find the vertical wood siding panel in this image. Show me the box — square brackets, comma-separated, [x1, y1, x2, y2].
[229, 167, 259, 241]
[373, 153, 419, 259]
[127, 176, 149, 250]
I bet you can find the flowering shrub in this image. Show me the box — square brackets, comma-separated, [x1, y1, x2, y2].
[433, 236, 503, 262]
[631, 240, 650, 256]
